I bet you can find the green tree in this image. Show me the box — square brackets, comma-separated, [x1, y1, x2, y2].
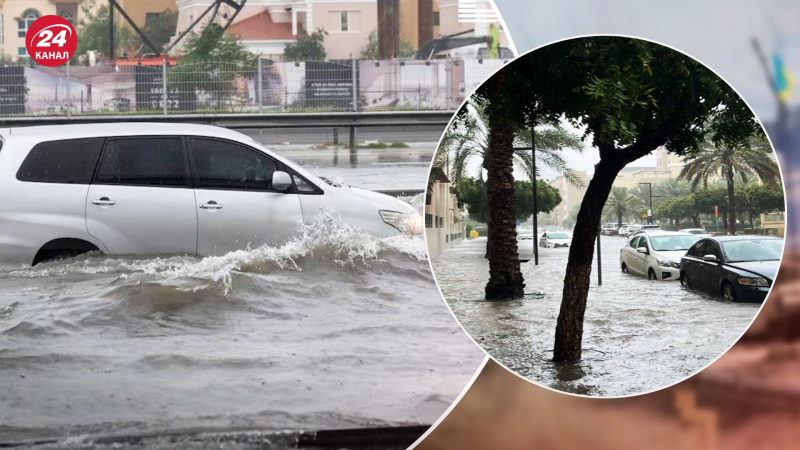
[75, 2, 135, 60]
[360, 31, 415, 59]
[602, 187, 643, 226]
[284, 29, 327, 61]
[170, 24, 257, 111]
[654, 178, 690, 199]
[475, 36, 761, 361]
[680, 134, 779, 235]
[745, 183, 785, 214]
[456, 177, 561, 224]
[654, 195, 695, 227]
[134, 9, 178, 53]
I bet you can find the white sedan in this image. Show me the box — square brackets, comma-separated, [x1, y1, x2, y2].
[679, 228, 713, 239]
[619, 231, 699, 281]
[539, 231, 571, 248]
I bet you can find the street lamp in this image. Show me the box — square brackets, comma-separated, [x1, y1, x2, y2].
[638, 182, 662, 225]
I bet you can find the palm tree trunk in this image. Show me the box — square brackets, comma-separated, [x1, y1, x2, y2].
[483, 110, 524, 300]
[554, 157, 622, 362]
[726, 166, 737, 235]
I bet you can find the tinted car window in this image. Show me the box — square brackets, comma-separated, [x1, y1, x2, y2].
[191, 138, 280, 191]
[95, 138, 186, 187]
[293, 174, 317, 194]
[705, 241, 722, 260]
[17, 138, 104, 184]
[630, 237, 640, 248]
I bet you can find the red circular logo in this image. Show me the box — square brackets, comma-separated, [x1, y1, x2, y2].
[25, 15, 77, 67]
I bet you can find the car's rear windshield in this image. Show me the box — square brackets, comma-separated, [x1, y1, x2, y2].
[722, 239, 783, 262]
[649, 235, 698, 251]
[685, 229, 706, 234]
[548, 232, 569, 239]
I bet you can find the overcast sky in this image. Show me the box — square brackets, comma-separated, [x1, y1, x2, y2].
[488, 0, 800, 180]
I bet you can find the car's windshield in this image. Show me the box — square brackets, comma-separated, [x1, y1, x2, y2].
[548, 232, 569, 239]
[649, 235, 699, 251]
[721, 239, 783, 262]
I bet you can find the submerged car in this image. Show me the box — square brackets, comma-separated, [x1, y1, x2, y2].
[680, 236, 783, 302]
[620, 231, 699, 280]
[517, 229, 535, 241]
[0, 123, 418, 266]
[539, 231, 571, 248]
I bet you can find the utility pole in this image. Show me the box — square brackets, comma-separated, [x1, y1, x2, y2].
[531, 126, 538, 265]
[108, 0, 114, 60]
[639, 182, 661, 225]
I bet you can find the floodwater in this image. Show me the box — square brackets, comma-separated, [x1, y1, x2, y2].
[432, 236, 762, 397]
[0, 197, 483, 447]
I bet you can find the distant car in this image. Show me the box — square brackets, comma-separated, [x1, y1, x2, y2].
[679, 228, 712, 238]
[517, 229, 535, 241]
[618, 224, 630, 235]
[540, 231, 571, 248]
[680, 236, 783, 302]
[630, 224, 662, 237]
[620, 231, 699, 280]
[545, 225, 560, 233]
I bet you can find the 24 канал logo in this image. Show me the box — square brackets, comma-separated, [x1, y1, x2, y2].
[25, 15, 77, 67]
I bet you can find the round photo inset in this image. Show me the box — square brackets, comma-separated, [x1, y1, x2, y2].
[426, 36, 786, 397]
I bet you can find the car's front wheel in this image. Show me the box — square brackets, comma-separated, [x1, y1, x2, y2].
[621, 262, 628, 273]
[648, 269, 658, 280]
[722, 282, 738, 302]
[680, 272, 691, 288]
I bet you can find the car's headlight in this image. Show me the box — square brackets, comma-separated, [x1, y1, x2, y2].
[658, 260, 680, 268]
[738, 277, 769, 286]
[379, 210, 422, 235]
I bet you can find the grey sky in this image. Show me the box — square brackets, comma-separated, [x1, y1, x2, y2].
[490, 0, 799, 180]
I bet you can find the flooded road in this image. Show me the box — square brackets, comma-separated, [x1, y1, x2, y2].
[432, 236, 762, 397]
[0, 196, 483, 446]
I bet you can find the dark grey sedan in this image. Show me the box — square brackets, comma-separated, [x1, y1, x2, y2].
[679, 236, 783, 303]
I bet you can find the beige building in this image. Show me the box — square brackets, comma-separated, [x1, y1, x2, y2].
[548, 170, 588, 227]
[612, 166, 675, 190]
[175, 0, 376, 59]
[437, 0, 509, 48]
[398, 0, 439, 48]
[425, 168, 465, 258]
[654, 146, 685, 178]
[0, 0, 87, 60]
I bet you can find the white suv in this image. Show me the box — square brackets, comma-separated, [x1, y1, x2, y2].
[0, 123, 418, 265]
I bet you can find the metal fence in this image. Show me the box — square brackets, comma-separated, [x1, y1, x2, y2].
[0, 58, 508, 117]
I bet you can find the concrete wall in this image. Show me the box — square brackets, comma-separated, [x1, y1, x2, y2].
[425, 179, 465, 259]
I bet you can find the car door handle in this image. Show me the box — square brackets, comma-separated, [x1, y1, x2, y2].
[91, 197, 115, 206]
[199, 201, 223, 210]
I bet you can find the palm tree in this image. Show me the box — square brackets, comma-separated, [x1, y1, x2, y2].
[654, 178, 690, 199]
[602, 187, 643, 227]
[446, 100, 585, 188]
[681, 134, 779, 235]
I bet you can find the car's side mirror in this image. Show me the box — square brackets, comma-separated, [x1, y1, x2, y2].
[702, 254, 718, 262]
[272, 170, 292, 192]
[637, 247, 648, 254]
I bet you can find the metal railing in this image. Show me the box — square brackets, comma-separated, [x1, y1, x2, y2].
[0, 57, 508, 117]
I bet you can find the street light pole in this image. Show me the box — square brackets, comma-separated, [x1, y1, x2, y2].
[639, 182, 661, 225]
[532, 126, 538, 266]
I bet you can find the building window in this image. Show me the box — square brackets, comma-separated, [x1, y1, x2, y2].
[340, 11, 349, 32]
[433, 11, 440, 26]
[425, 214, 433, 228]
[18, 9, 41, 38]
[18, 47, 27, 57]
[0, 15, 4, 45]
[57, 4, 78, 25]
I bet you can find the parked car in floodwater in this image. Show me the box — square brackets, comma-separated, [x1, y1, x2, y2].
[539, 231, 571, 248]
[0, 123, 418, 266]
[680, 236, 783, 303]
[679, 228, 713, 238]
[517, 229, 535, 241]
[620, 231, 699, 281]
